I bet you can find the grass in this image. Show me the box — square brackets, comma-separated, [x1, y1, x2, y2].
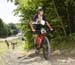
[0, 38, 25, 55]
[0, 41, 8, 55]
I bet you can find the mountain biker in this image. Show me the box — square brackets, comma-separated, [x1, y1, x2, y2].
[29, 7, 53, 53]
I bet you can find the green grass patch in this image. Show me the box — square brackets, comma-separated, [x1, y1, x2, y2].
[0, 41, 8, 55]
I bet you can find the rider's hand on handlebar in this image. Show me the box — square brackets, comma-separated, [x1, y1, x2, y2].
[50, 28, 54, 31]
[32, 28, 36, 32]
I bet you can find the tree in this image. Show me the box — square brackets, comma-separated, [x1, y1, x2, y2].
[0, 18, 8, 38]
[8, 0, 75, 49]
[8, 23, 19, 35]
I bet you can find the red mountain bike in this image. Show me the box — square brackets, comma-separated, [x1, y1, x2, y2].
[35, 28, 51, 60]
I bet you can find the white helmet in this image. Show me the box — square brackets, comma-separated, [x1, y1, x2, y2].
[38, 6, 44, 12]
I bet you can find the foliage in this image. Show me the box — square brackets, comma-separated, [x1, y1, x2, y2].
[8, 0, 75, 50]
[0, 18, 19, 38]
[0, 18, 8, 38]
[8, 23, 19, 35]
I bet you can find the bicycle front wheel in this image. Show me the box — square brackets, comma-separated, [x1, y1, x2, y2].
[42, 36, 51, 60]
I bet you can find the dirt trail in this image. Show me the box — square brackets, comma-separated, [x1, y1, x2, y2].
[0, 45, 75, 65]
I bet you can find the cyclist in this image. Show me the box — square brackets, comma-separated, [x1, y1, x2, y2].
[29, 7, 53, 53]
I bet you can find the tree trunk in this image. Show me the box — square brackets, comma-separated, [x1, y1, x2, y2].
[74, 5, 75, 32]
[65, 4, 71, 34]
[52, 0, 67, 36]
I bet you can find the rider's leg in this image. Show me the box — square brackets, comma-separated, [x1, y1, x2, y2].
[33, 34, 38, 48]
[33, 34, 40, 54]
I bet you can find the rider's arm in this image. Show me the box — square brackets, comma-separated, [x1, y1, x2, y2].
[29, 20, 35, 32]
[45, 21, 53, 31]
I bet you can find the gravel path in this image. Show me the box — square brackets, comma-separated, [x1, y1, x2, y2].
[0, 48, 75, 65]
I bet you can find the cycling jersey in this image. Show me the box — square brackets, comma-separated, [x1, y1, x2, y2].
[32, 14, 46, 24]
[32, 14, 46, 31]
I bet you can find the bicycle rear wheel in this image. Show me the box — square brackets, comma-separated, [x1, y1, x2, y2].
[42, 36, 51, 60]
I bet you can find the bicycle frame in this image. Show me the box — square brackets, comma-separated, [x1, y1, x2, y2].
[35, 28, 51, 60]
[36, 33, 45, 49]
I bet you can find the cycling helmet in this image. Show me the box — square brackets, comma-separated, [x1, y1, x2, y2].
[37, 6, 44, 12]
